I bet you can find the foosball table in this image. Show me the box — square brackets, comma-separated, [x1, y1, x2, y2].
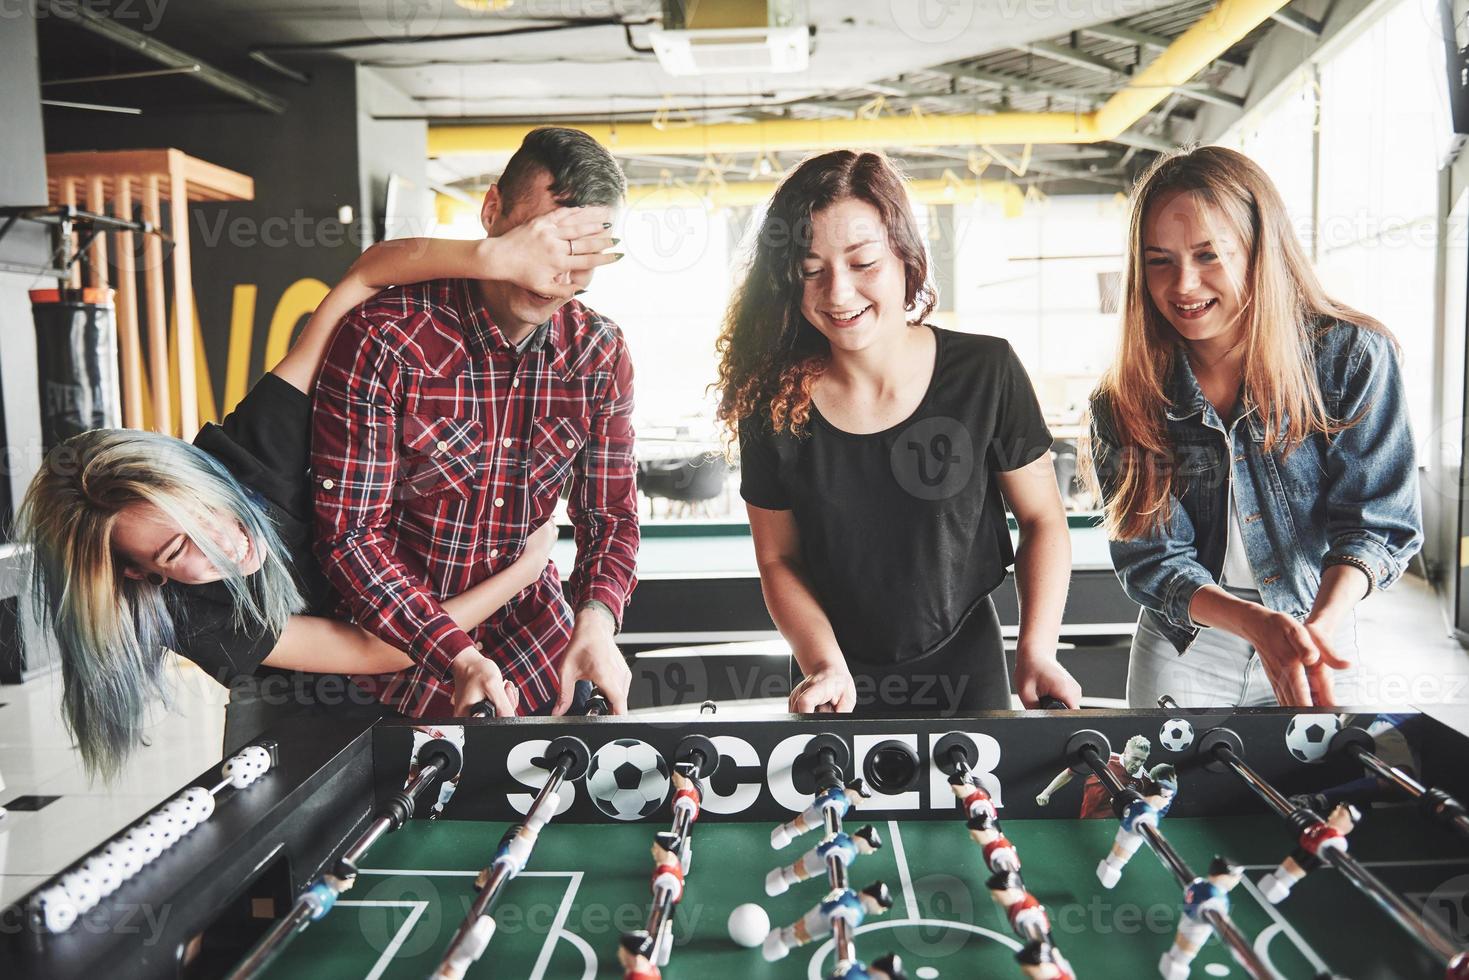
[5, 705, 1469, 980]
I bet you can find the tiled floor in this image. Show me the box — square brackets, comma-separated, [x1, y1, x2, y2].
[1, 575, 1466, 908]
[0, 660, 226, 906]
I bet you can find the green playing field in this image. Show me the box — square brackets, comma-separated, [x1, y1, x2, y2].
[260, 808, 1467, 979]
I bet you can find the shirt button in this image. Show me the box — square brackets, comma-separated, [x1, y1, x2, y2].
[512, 378, 521, 388]
[565, 439, 575, 449]
[321, 479, 335, 490]
[502, 438, 513, 448]
[490, 548, 500, 558]
[436, 440, 449, 453]
[475, 641, 484, 651]
[494, 497, 505, 508]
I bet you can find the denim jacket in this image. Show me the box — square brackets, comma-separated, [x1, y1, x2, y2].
[1091, 319, 1423, 654]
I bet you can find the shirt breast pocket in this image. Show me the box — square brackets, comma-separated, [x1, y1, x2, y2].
[399, 413, 483, 501]
[529, 416, 589, 499]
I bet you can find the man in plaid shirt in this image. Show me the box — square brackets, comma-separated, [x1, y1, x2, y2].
[312, 128, 639, 717]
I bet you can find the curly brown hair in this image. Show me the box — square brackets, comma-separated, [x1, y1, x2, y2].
[713, 150, 936, 442]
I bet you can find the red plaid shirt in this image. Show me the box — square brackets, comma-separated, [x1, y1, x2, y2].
[311, 278, 639, 717]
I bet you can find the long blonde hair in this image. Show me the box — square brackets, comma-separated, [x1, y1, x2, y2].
[17, 429, 302, 778]
[1090, 145, 1387, 541]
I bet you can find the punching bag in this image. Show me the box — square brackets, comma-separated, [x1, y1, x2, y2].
[30, 288, 122, 452]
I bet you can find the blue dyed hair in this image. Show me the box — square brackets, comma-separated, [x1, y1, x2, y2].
[17, 429, 303, 778]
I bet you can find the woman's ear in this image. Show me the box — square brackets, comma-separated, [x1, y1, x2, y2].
[120, 565, 145, 581]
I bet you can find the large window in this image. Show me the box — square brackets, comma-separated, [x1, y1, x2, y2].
[1310, 0, 1453, 445]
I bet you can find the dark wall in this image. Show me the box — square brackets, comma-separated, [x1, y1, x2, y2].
[42, 61, 367, 417]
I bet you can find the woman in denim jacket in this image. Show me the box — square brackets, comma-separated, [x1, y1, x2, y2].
[1088, 146, 1422, 708]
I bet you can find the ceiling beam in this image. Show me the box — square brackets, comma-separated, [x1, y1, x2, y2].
[1270, 7, 1324, 36]
[44, 0, 287, 113]
[1082, 23, 1248, 68]
[430, 0, 1289, 158]
[935, 62, 1227, 117]
[1017, 40, 1131, 76]
[1175, 84, 1245, 109]
[934, 63, 1107, 103]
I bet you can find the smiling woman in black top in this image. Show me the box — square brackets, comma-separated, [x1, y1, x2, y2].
[716, 150, 1082, 715]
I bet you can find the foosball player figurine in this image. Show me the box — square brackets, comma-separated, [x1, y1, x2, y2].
[1259, 803, 1361, 904]
[771, 779, 871, 849]
[1159, 856, 1244, 980]
[766, 824, 883, 896]
[986, 871, 1053, 942]
[829, 952, 910, 980]
[650, 833, 686, 904]
[1017, 938, 1077, 980]
[474, 823, 538, 890]
[968, 813, 1021, 874]
[950, 771, 998, 822]
[618, 929, 661, 980]
[762, 881, 894, 961]
[670, 762, 703, 873]
[1097, 764, 1179, 889]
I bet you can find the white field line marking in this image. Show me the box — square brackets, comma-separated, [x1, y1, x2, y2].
[1237, 874, 1331, 973]
[336, 900, 428, 980]
[886, 820, 921, 920]
[530, 870, 584, 980]
[805, 920, 1023, 980]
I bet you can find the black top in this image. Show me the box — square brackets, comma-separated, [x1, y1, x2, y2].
[740, 328, 1052, 665]
[164, 373, 328, 686]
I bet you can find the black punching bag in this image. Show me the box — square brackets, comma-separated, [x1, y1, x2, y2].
[30, 288, 122, 451]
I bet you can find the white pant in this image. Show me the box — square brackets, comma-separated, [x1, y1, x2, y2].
[1126, 598, 1364, 709]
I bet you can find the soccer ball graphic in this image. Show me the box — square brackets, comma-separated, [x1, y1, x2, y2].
[1159, 719, 1194, 753]
[586, 738, 670, 820]
[1285, 713, 1340, 764]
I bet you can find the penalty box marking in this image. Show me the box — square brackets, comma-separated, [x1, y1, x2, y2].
[335, 901, 428, 980]
[354, 869, 594, 980]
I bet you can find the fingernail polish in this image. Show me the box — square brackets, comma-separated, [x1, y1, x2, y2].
[613, 252, 624, 260]
[611, 238, 621, 246]
[574, 289, 587, 296]
[603, 222, 612, 229]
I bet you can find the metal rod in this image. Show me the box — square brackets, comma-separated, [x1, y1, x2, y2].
[229, 754, 450, 979]
[43, 66, 201, 86]
[820, 785, 856, 967]
[1077, 745, 1280, 980]
[467, 764, 566, 925]
[48, 0, 287, 112]
[227, 901, 316, 979]
[40, 99, 143, 114]
[1211, 743, 1466, 964]
[1346, 743, 1469, 840]
[434, 752, 572, 976]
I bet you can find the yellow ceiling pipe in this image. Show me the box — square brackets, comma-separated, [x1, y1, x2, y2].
[428, 0, 1285, 158]
[437, 176, 1025, 224]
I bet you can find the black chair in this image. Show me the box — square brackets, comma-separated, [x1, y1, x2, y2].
[637, 454, 730, 517]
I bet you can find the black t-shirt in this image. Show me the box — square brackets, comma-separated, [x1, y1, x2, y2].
[740, 328, 1052, 665]
[163, 373, 328, 686]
